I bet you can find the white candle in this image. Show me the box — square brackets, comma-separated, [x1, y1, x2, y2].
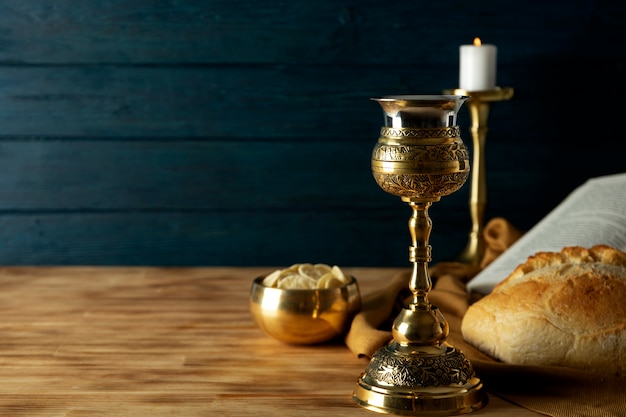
[459, 38, 497, 91]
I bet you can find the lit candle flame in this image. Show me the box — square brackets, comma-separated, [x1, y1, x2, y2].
[473, 37, 482, 47]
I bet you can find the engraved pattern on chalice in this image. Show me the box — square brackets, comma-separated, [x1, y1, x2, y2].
[365, 347, 475, 388]
[371, 127, 470, 199]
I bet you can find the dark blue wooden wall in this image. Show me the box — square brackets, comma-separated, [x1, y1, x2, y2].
[0, 0, 624, 266]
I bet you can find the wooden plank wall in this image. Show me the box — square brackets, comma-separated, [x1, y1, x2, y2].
[0, 0, 624, 267]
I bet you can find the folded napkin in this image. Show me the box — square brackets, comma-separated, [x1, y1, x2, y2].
[346, 217, 626, 417]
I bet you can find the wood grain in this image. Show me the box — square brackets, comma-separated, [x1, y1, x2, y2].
[0, 0, 622, 65]
[0, 0, 623, 267]
[0, 266, 539, 416]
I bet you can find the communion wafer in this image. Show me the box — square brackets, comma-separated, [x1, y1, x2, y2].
[298, 263, 332, 280]
[331, 265, 346, 281]
[262, 263, 349, 289]
[276, 273, 317, 289]
[261, 269, 282, 287]
[317, 273, 345, 289]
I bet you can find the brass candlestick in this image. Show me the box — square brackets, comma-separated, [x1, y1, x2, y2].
[353, 95, 486, 416]
[443, 87, 514, 266]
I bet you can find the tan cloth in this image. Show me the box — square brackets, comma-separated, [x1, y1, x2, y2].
[345, 217, 626, 417]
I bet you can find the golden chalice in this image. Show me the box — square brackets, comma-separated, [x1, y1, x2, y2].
[352, 95, 486, 415]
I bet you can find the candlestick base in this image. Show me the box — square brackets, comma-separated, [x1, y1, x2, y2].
[443, 87, 514, 266]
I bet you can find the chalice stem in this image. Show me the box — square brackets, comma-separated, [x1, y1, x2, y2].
[407, 200, 433, 308]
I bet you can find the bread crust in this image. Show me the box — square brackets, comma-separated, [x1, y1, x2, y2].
[462, 245, 626, 376]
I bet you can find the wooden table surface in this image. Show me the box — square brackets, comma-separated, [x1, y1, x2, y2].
[0, 266, 540, 416]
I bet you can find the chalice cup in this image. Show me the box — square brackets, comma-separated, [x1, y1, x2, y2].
[353, 95, 486, 415]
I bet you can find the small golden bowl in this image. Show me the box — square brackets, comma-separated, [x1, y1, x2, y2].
[249, 275, 361, 345]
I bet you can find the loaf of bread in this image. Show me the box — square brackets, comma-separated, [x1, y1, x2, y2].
[461, 244, 626, 376]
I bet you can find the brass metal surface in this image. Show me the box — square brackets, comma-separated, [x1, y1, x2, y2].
[354, 95, 486, 415]
[443, 87, 514, 266]
[249, 275, 361, 345]
[354, 342, 487, 416]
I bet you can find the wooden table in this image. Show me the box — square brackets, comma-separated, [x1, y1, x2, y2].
[0, 266, 540, 416]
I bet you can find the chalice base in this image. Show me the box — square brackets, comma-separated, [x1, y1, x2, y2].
[353, 342, 487, 416]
